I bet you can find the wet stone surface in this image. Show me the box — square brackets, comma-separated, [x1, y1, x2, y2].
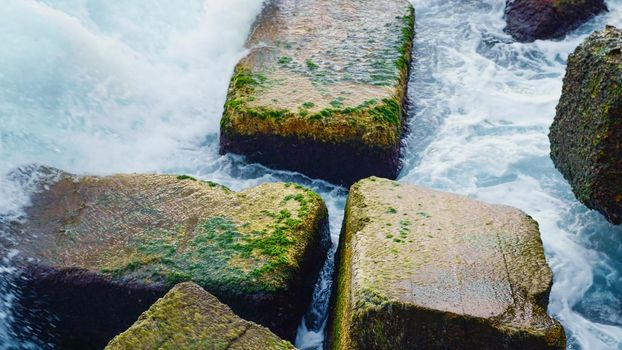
[329, 177, 566, 350]
[2, 166, 329, 349]
[242, 0, 411, 110]
[220, 0, 414, 186]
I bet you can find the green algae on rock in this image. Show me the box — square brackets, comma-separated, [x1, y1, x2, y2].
[5, 166, 328, 349]
[105, 282, 295, 350]
[219, 0, 414, 186]
[549, 26, 622, 225]
[328, 177, 566, 349]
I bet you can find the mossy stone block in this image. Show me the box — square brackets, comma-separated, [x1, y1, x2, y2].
[4, 166, 328, 349]
[328, 177, 566, 349]
[219, 0, 414, 186]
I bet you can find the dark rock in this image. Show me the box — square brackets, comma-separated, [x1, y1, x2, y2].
[549, 26, 622, 225]
[504, 0, 607, 42]
[3, 167, 329, 349]
[328, 177, 566, 349]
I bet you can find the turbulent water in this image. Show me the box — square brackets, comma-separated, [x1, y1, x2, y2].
[0, 0, 621, 349]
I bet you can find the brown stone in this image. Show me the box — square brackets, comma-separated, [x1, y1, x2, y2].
[504, 0, 606, 42]
[3, 166, 328, 349]
[219, 0, 414, 186]
[328, 177, 566, 349]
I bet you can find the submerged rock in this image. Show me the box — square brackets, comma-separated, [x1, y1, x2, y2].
[504, 0, 607, 42]
[328, 177, 566, 349]
[3, 166, 328, 349]
[105, 282, 295, 350]
[550, 26, 622, 225]
[219, 0, 414, 186]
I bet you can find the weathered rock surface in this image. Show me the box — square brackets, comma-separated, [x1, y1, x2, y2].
[549, 26, 622, 225]
[3, 166, 328, 349]
[219, 0, 414, 186]
[105, 282, 295, 350]
[504, 0, 607, 42]
[328, 177, 566, 349]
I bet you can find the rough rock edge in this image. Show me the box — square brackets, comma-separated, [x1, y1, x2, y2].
[549, 25, 622, 224]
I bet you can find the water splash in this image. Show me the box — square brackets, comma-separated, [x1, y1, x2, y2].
[0, 0, 267, 347]
[0, 0, 264, 175]
[401, 0, 622, 348]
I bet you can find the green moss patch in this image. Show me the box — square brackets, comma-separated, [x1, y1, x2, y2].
[97, 182, 325, 294]
[17, 171, 327, 297]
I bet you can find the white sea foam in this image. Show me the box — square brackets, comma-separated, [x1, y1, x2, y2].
[401, 0, 622, 349]
[0, 0, 267, 347]
[0, 0, 264, 176]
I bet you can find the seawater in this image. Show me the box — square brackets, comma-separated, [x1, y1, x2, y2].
[0, 0, 620, 349]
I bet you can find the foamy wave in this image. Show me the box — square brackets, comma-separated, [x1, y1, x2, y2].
[401, 0, 622, 349]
